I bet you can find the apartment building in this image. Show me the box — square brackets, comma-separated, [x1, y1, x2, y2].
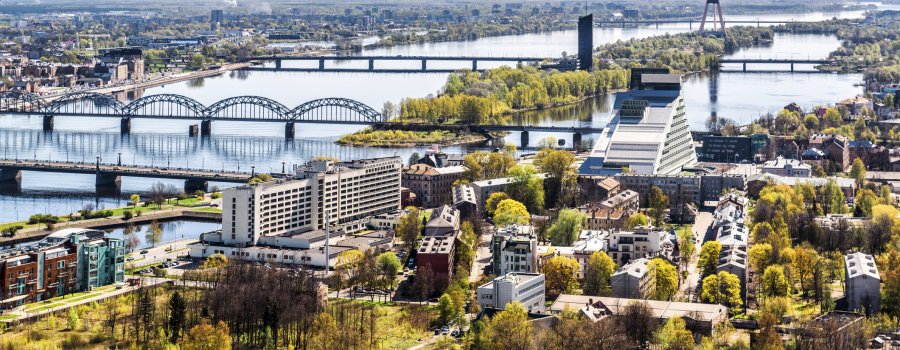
[538, 230, 607, 278]
[610, 258, 652, 299]
[844, 252, 880, 314]
[761, 157, 811, 177]
[582, 190, 639, 230]
[476, 272, 546, 313]
[606, 225, 672, 266]
[402, 164, 466, 208]
[491, 225, 538, 275]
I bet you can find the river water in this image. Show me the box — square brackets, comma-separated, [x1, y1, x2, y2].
[0, 8, 882, 222]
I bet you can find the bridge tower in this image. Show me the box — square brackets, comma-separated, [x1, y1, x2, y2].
[699, 0, 726, 36]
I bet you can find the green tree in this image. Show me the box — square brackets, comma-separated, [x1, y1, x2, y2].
[533, 148, 576, 206]
[547, 209, 586, 246]
[700, 271, 743, 308]
[130, 193, 141, 207]
[485, 301, 532, 350]
[542, 256, 580, 298]
[485, 192, 511, 216]
[377, 252, 402, 289]
[648, 258, 678, 301]
[760, 265, 791, 298]
[677, 227, 695, 270]
[654, 316, 695, 350]
[854, 189, 878, 217]
[67, 308, 80, 331]
[749, 243, 774, 274]
[505, 164, 544, 213]
[146, 221, 163, 247]
[647, 186, 669, 226]
[397, 207, 423, 252]
[698, 241, 723, 278]
[850, 158, 867, 189]
[168, 291, 187, 343]
[583, 251, 616, 296]
[493, 199, 530, 226]
[202, 253, 228, 269]
[625, 212, 649, 228]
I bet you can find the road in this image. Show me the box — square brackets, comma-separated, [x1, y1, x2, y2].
[680, 210, 714, 302]
[126, 239, 198, 270]
[470, 227, 493, 284]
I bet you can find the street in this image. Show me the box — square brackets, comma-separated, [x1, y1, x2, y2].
[680, 210, 714, 302]
[470, 227, 492, 284]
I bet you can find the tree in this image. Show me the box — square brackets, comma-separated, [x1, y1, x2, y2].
[850, 158, 866, 189]
[880, 250, 900, 317]
[624, 212, 649, 229]
[407, 152, 420, 166]
[542, 256, 580, 298]
[700, 271, 743, 308]
[749, 243, 774, 274]
[793, 243, 821, 297]
[485, 301, 532, 350]
[548, 209, 586, 246]
[654, 316, 695, 350]
[377, 252, 402, 289]
[130, 193, 141, 207]
[648, 258, 678, 301]
[485, 192, 511, 216]
[622, 301, 657, 345]
[202, 253, 228, 269]
[183, 320, 232, 350]
[335, 249, 364, 293]
[760, 265, 791, 298]
[698, 241, 723, 278]
[124, 225, 141, 252]
[146, 221, 162, 247]
[505, 164, 544, 213]
[67, 308, 80, 330]
[647, 186, 669, 226]
[533, 148, 576, 206]
[168, 291, 187, 343]
[870, 204, 899, 254]
[148, 181, 168, 208]
[676, 227, 695, 270]
[493, 199, 530, 226]
[397, 207, 423, 252]
[583, 251, 616, 296]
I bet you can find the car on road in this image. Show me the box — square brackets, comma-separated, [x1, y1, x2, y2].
[139, 250, 149, 254]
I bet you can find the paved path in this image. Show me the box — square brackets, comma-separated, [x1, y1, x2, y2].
[680, 210, 714, 302]
[470, 228, 492, 284]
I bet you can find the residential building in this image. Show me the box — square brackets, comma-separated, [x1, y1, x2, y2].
[550, 295, 729, 336]
[402, 164, 466, 208]
[537, 230, 608, 278]
[476, 272, 546, 313]
[837, 96, 873, 116]
[606, 225, 673, 265]
[746, 173, 856, 199]
[790, 312, 867, 350]
[809, 133, 851, 171]
[417, 235, 456, 286]
[761, 157, 811, 177]
[582, 190, 639, 230]
[74, 233, 126, 290]
[417, 150, 464, 168]
[717, 246, 748, 305]
[610, 258, 651, 299]
[578, 176, 621, 203]
[613, 173, 745, 222]
[844, 252, 880, 314]
[471, 173, 551, 212]
[424, 205, 460, 237]
[579, 69, 697, 175]
[491, 225, 538, 275]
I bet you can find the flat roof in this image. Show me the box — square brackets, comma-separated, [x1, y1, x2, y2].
[550, 294, 726, 321]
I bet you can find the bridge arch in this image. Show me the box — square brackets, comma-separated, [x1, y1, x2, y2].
[291, 98, 383, 123]
[205, 96, 291, 120]
[126, 94, 208, 118]
[45, 92, 124, 116]
[0, 90, 45, 113]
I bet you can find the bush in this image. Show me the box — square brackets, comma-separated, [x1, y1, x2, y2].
[152, 267, 167, 277]
[210, 192, 222, 199]
[122, 211, 133, 220]
[27, 214, 59, 225]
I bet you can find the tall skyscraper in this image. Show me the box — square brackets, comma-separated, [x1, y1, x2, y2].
[577, 14, 593, 72]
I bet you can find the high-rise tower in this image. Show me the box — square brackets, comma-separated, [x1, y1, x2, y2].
[577, 14, 594, 71]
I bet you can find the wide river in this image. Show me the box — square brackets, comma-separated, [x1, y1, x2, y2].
[0, 8, 886, 222]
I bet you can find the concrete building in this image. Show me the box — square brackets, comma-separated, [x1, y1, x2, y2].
[579, 69, 697, 175]
[610, 258, 651, 299]
[452, 184, 478, 219]
[606, 226, 673, 265]
[190, 157, 402, 267]
[471, 173, 550, 212]
[761, 157, 811, 177]
[424, 205, 460, 237]
[491, 225, 538, 275]
[613, 173, 745, 222]
[476, 272, 546, 313]
[844, 252, 880, 314]
[403, 164, 466, 208]
[577, 14, 593, 71]
[746, 173, 856, 199]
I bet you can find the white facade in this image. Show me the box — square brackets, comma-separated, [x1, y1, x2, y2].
[761, 157, 811, 177]
[476, 272, 546, 313]
[845, 252, 881, 313]
[492, 225, 539, 276]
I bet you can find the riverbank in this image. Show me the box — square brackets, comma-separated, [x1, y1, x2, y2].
[337, 129, 490, 147]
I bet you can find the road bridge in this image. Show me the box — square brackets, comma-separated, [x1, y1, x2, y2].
[594, 19, 821, 29]
[0, 158, 252, 194]
[245, 55, 548, 72]
[718, 58, 832, 72]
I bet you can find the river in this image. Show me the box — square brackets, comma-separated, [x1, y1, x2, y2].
[0, 8, 884, 222]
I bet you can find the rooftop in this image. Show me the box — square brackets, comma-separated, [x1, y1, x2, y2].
[845, 252, 880, 280]
[550, 294, 727, 322]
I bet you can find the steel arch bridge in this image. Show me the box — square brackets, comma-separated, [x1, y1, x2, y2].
[0, 91, 384, 124]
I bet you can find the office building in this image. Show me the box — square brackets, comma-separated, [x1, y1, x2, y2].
[210, 10, 224, 31]
[580, 69, 697, 175]
[844, 252, 880, 314]
[477, 272, 546, 313]
[577, 14, 593, 71]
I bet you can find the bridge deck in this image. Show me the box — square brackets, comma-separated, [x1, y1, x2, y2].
[248, 55, 547, 62]
[0, 159, 252, 183]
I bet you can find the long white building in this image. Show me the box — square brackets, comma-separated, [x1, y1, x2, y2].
[190, 157, 402, 268]
[579, 70, 697, 176]
[476, 272, 546, 313]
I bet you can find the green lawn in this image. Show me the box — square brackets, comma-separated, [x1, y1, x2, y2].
[188, 207, 222, 214]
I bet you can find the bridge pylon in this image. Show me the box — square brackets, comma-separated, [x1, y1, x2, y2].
[121, 117, 132, 134]
[201, 120, 212, 137]
[42, 115, 54, 132]
[699, 0, 726, 36]
[285, 122, 296, 139]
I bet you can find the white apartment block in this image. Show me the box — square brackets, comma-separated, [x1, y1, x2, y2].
[606, 225, 673, 266]
[491, 225, 538, 276]
[476, 272, 546, 313]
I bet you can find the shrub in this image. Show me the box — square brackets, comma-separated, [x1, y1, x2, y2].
[123, 211, 133, 220]
[152, 267, 167, 277]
